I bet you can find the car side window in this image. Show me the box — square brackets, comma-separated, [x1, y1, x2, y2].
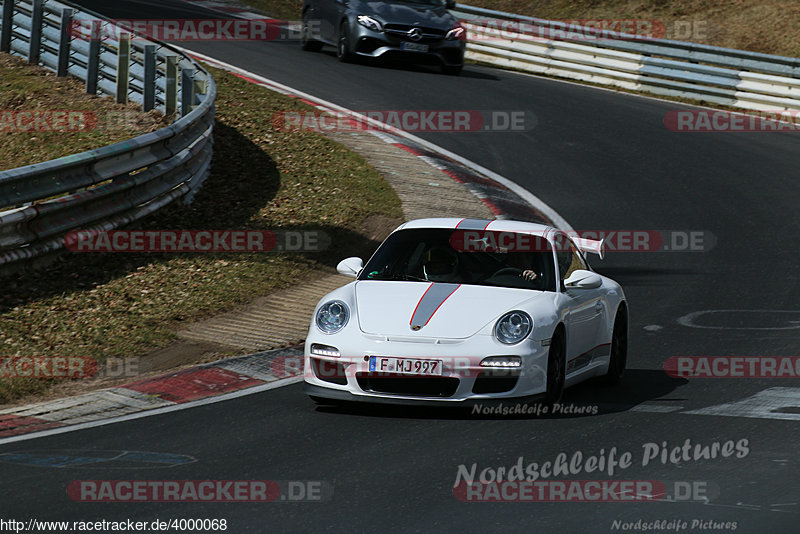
[557, 242, 588, 281]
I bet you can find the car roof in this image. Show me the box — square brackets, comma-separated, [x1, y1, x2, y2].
[394, 218, 554, 234]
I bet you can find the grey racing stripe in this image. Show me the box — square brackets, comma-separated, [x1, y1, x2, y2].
[410, 283, 461, 329]
[455, 218, 492, 230]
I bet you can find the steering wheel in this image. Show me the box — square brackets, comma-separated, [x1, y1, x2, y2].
[493, 267, 523, 277]
[492, 267, 543, 283]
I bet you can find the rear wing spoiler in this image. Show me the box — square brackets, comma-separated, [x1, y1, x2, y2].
[573, 237, 605, 260]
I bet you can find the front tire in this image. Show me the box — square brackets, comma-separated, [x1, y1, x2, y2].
[441, 64, 462, 76]
[544, 330, 566, 405]
[337, 22, 353, 62]
[603, 307, 628, 384]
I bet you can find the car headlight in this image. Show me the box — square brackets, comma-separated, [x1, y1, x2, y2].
[445, 24, 465, 40]
[357, 15, 383, 32]
[494, 311, 532, 344]
[316, 300, 350, 334]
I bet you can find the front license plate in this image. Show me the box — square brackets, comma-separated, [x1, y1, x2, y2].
[369, 356, 443, 375]
[402, 42, 429, 53]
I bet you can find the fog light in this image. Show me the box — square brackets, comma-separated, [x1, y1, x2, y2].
[310, 344, 341, 357]
[480, 356, 522, 368]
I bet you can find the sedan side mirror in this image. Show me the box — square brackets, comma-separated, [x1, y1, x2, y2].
[563, 269, 602, 289]
[445, 0, 456, 8]
[337, 257, 364, 278]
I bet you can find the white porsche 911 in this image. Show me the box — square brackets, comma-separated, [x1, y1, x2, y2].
[303, 218, 628, 406]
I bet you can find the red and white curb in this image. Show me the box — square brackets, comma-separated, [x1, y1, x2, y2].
[0, 347, 303, 443]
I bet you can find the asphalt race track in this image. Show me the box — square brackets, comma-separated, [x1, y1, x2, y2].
[2, 1, 799, 531]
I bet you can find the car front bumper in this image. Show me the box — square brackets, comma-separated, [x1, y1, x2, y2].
[349, 24, 465, 67]
[303, 333, 550, 404]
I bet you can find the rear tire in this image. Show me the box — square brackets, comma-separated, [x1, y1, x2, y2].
[603, 307, 628, 385]
[301, 12, 323, 52]
[544, 329, 565, 406]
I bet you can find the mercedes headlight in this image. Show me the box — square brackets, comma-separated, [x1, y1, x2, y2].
[357, 15, 383, 32]
[494, 311, 532, 344]
[316, 300, 350, 334]
[445, 24, 465, 40]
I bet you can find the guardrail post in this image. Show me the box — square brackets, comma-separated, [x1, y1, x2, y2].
[116, 32, 130, 103]
[165, 55, 178, 115]
[28, 0, 43, 64]
[181, 68, 195, 116]
[57, 8, 73, 77]
[143, 44, 156, 111]
[1, 0, 13, 52]
[193, 75, 207, 98]
[85, 20, 101, 94]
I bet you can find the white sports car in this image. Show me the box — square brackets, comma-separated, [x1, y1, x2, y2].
[303, 218, 627, 406]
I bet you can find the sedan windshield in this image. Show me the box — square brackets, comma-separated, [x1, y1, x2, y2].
[359, 228, 557, 291]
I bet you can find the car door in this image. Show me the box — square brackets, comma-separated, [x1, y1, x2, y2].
[556, 236, 606, 373]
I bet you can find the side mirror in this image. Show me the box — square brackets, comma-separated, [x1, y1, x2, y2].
[337, 257, 363, 278]
[445, 0, 456, 8]
[563, 269, 602, 289]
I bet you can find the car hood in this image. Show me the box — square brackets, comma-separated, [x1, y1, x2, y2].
[358, 1, 455, 28]
[355, 281, 544, 338]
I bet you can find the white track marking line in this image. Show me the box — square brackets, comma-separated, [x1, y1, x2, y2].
[684, 387, 800, 422]
[678, 309, 800, 330]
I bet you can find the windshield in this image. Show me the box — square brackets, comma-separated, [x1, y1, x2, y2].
[359, 228, 556, 291]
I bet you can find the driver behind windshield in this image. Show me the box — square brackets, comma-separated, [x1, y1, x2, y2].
[423, 246, 459, 282]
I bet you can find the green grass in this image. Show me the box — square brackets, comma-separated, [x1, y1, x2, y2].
[243, 0, 301, 21]
[461, 0, 800, 57]
[0, 52, 169, 172]
[0, 63, 402, 404]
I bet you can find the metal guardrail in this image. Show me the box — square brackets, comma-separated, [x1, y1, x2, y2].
[0, 0, 215, 273]
[453, 4, 800, 112]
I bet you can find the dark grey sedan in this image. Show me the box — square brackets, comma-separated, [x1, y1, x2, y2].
[300, 0, 466, 74]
